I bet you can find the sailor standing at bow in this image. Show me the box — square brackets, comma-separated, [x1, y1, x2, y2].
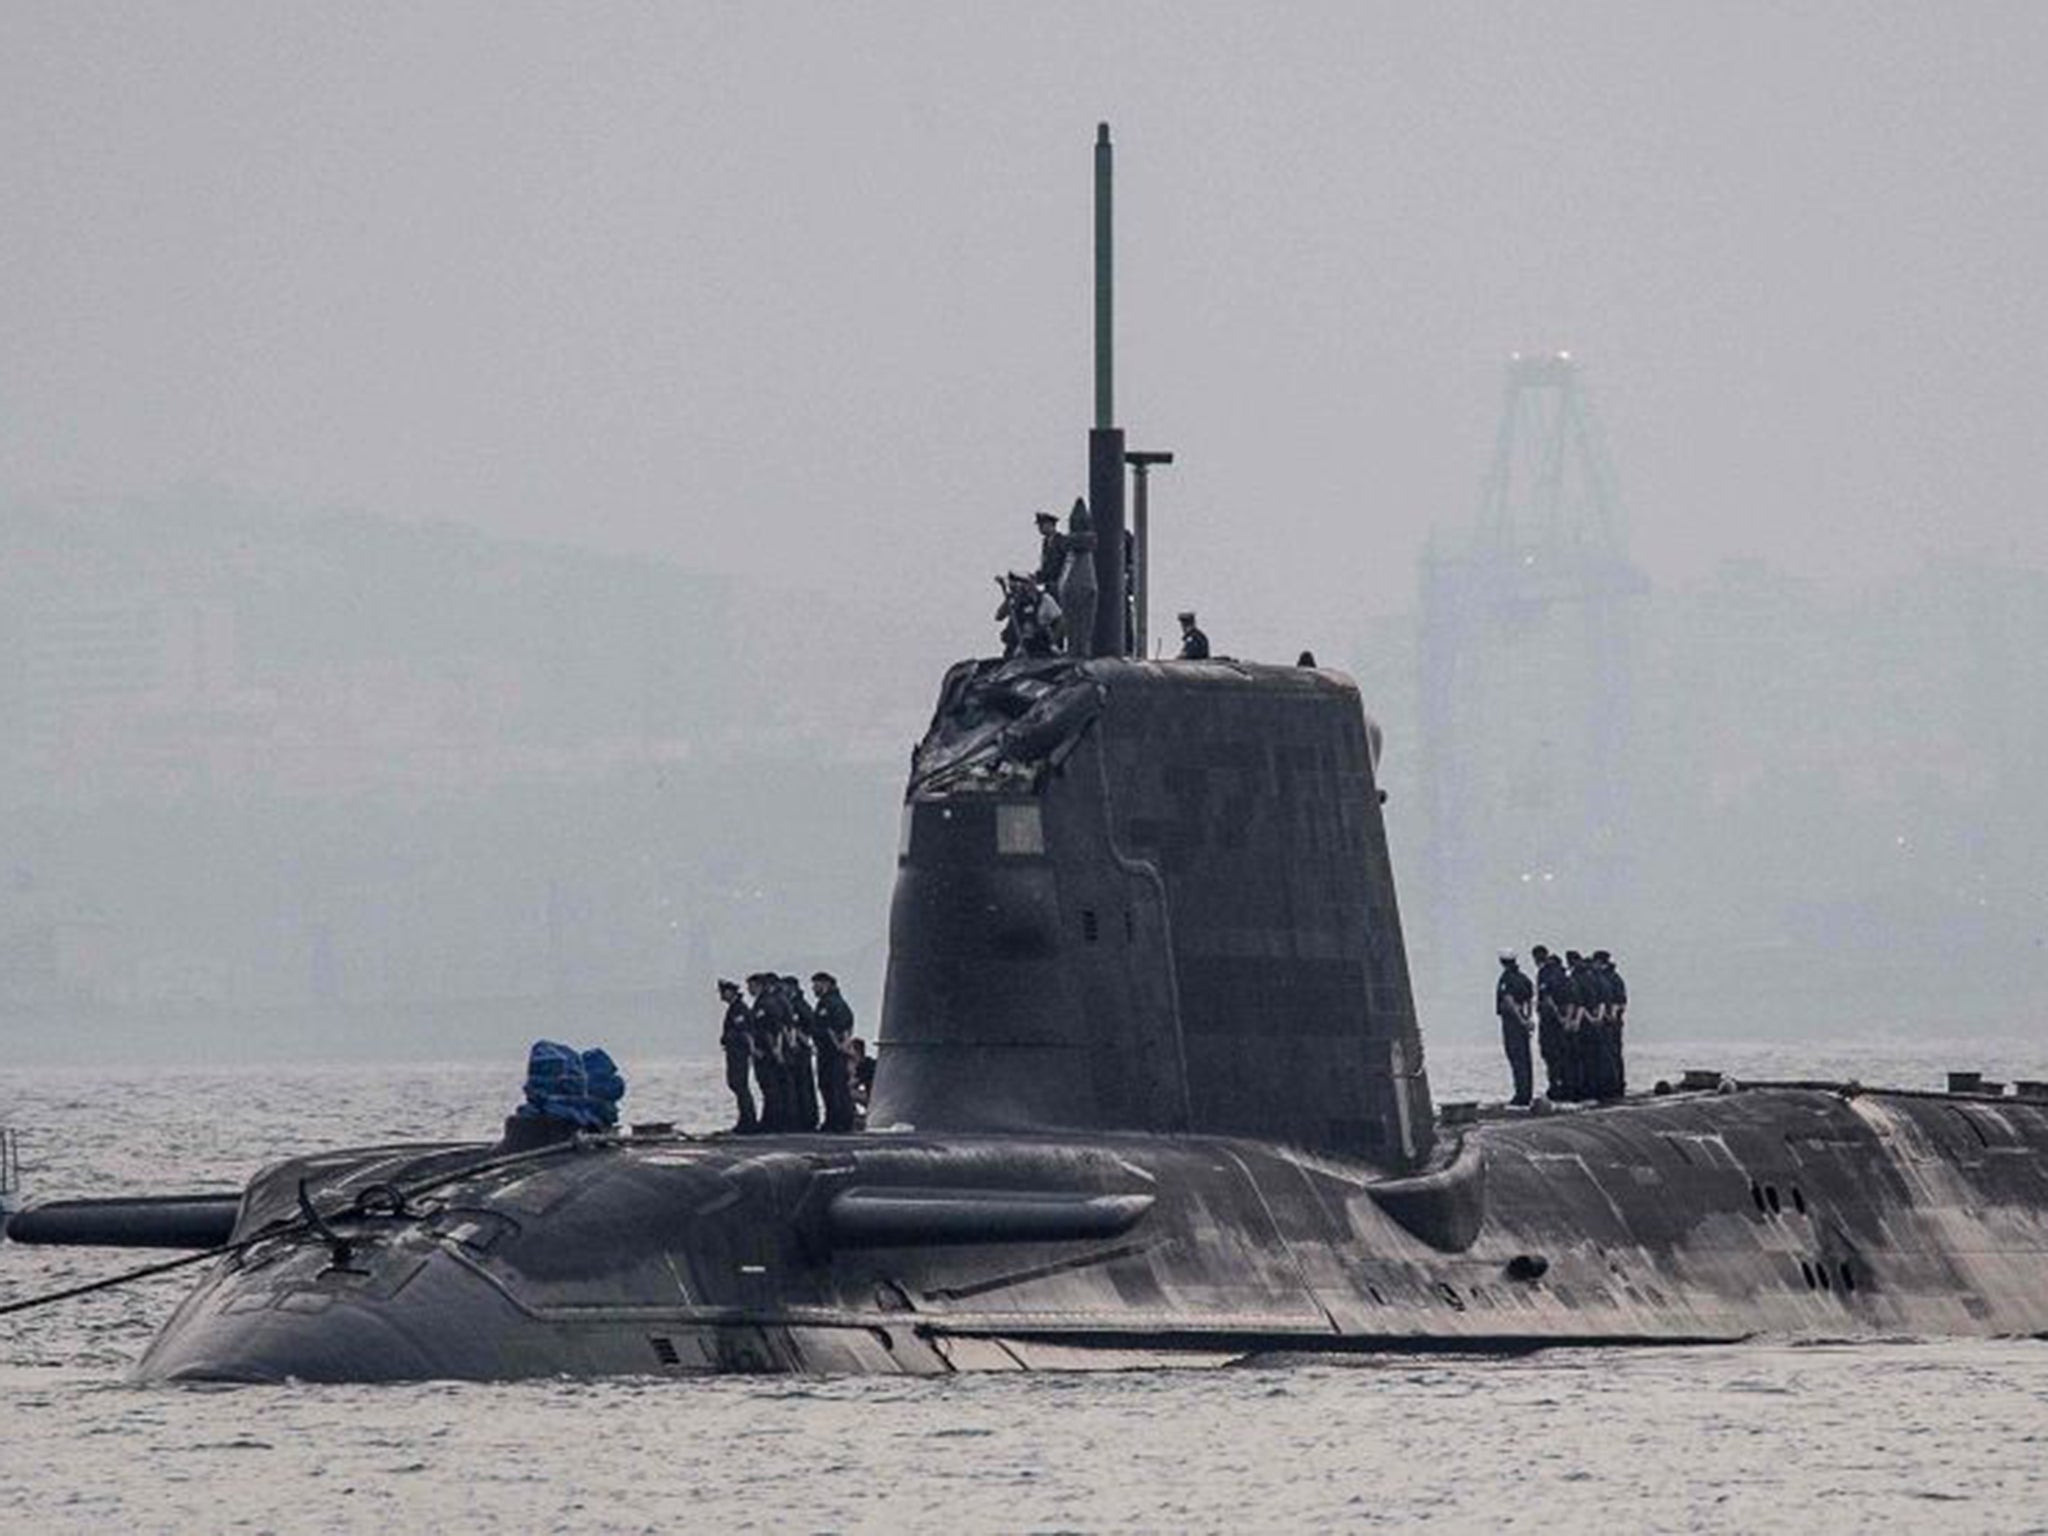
[782, 974, 821, 1132]
[717, 979, 758, 1133]
[1563, 951, 1594, 1101]
[1596, 950, 1628, 1098]
[1533, 945, 1570, 1101]
[746, 973, 792, 1131]
[1496, 951, 1535, 1107]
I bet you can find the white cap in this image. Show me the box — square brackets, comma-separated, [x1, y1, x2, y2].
[1498, 948, 1517, 962]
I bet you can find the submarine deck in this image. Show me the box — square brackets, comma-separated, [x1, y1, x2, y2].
[98, 1074, 2048, 1382]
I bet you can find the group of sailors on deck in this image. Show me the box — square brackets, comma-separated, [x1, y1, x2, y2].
[717, 973, 873, 1135]
[1495, 946, 1629, 1107]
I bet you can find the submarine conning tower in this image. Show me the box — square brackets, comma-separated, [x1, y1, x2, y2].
[873, 124, 1434, 1170]
[875, 656, 1437, 1171]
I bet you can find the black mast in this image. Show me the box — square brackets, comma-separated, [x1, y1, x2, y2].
[1087, 123, 1128, 657]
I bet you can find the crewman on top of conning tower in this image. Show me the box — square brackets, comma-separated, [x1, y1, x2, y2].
[1177, 610, 1210, 660]
[996, 574, 1062, 659]
[717, 978, 758, 1134]
[1033, 510, 1068, 590]
[1496, 950, 1535, 1107]
[849, 1037, 875, 1125]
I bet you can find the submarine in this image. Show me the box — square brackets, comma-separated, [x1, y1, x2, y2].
[9, 126, 2048, 1382]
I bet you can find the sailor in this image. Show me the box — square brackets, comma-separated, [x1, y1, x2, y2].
[1588, 951, 1617, 1098]
[811, 972, 858, 1133]
[850, 1037, 875, 1125]
[782, 974, 821, 1132]
[1596, 952, 1623, 1098]
[717, 979, 758, 1133]
[1058, 498, 1099, 656]
[1496, 950, 1535, 1107]
[1034, 510, 1069, 590]
[1533, 945, 1570, 1101]
[1297, 650, 1318, 667]
[1177, 610, 1210, 660]
[1564, 950, 1596, 1100]
[746, 972, 793, 1131]
[995, 577, 1021, 657]
[1575, 951, 1611, 1099]
[1598, 950, 1628, 1097]
[995, 574, 1062, 659]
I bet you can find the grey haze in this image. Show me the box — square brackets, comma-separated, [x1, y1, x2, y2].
[2, 3, 2044, 1064]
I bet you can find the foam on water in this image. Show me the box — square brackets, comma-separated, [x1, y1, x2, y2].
[4, 1043, 2046, 1532]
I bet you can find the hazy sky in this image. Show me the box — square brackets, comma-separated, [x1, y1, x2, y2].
[6, 3, 2045, 661]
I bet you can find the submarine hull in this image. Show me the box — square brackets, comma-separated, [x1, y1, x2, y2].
[131, 1082, 2048, 1384]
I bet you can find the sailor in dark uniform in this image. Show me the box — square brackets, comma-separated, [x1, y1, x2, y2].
[811, 971, 858, 1133]
[717, 979, 758, 1133]
[1576, 951, 1613, 1098]
[850, 1038, 875, 1126]
[1499, 950, 1531, 1105]
[1496, 950, 1535, 1106]
[995, 574, 1062, 659]
[1533, 945, 1570, 1101]
[746, 972, 792, 1131]
[1597, 950, 1628, 1097]
[782, 974, 821, 1132]
[1034, 511, 1069, 590]
[1177, 610, 1209, 660]
[1563, 951, 1593, 1100]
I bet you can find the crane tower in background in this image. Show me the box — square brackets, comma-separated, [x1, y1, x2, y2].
[1415, 353, 1648, 1001]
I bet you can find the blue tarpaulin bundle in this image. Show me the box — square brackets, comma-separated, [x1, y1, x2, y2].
[581, 1048, 625, 1128]
[517, 1040, 625, 1129]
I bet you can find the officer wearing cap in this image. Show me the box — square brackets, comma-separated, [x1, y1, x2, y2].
[1177, 610, 1209, 660]
[811, 971, 858, 1133]
[1496, 950, 1535, 1106]
[717, 979, 758, 1133]
[1033, 510, 1068, 591]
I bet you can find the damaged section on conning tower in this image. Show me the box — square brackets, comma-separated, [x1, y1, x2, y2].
[907, 657, 1105, 799]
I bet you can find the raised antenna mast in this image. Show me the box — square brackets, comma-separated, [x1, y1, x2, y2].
[1087, 122, 1128, 655]
[1095, 122, 1113, 429]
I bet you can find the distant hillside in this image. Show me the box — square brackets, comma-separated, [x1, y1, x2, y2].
[0, 492, 914, 1058]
